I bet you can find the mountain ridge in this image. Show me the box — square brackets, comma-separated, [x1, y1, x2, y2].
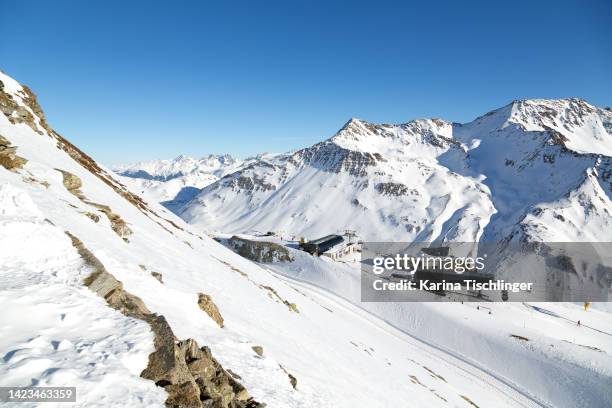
[173, 97, 611, 243]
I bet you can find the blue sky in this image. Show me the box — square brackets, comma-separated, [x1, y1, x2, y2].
[1, 0, 610, 165]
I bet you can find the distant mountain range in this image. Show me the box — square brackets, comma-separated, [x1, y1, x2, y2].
[112, 154, 244, 211]
[118, 99, 612, 243]
[114, 154, 242, 181]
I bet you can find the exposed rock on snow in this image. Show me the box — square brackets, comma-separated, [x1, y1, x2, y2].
[260, 285, 299, 314]
[198, 293, 225, 328]
[69, 232, 261, 408]
[58, 169, 83, 193]
[143, 333, 261, 408]
[59, 169, 133, 238]
[151, 271, 164, 283]
[0, 80, 41, 134]
[82, 210, 101, 222]
[375, 182, 417, 197]
[214, 257, 299, 313]
[92, 202, 133, 238]
[0, 134, 27, 170]
[222, 236, 293, 263]
[279, 365, 297, 390]
[51, 128, 189, 239]
[69, 232, 149, 317]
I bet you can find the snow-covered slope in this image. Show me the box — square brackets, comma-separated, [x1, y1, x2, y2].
[113, 155, 244, 211]
[3, 71, 587, 408]
[178, 100, 612, 243]
[3, 70, 612, 408]
[247, 234, 612, 408]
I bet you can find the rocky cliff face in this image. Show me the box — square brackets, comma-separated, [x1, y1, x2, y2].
[221, 236, 293, 263]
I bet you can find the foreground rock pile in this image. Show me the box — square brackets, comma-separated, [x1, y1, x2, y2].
[68, 232, 264, 408]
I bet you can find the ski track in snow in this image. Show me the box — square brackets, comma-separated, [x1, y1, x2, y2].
[271, 271, 548, 408]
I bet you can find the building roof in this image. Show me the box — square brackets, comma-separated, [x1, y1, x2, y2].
[308, 234, 343, 245]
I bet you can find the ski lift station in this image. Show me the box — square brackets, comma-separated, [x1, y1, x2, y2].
[299, 234, 359, 261]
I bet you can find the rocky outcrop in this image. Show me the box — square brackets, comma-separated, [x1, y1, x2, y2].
[279, 365, 297, 390]
[142, 330, 257, 408]
[58, 169, 133, 239]
[0, 135, 27, 170]
[226, 175, 276, 193]
[89, 202, 133, 238]
[67, 232, 263, 408]
[375, 182, 419, 197]
[18, 85, 53, 135]
[58, 170, 83, 195]
[251, 346, 263, 357]
[0, 80, 41, 135]
[293, 141, 384, 177]
[260, 285, 299, 314]
[223, 236, 293, 264]
[216, 259, 299, 314]
[82, 211, 101, 222]
[1, 77, 52, 135]
[1, 75, 184, 238]
[198, 293, 225, 328]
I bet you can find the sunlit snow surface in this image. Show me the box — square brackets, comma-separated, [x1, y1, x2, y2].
[1, 70, 612, 408]
[177, 101, 612, 244]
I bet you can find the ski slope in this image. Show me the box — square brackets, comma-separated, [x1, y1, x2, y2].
[249, 235, 612, 408]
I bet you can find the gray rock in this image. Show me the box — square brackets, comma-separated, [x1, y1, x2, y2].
[151, 271, 164, 283]
[224, 236, 293, 264]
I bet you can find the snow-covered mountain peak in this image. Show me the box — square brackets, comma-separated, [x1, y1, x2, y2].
[209, 153, 239, 164]
[178, 98, 611, 244]
[112, 154, 246, 211]
[506, 98, 596, 129]
[114, 153, 242, 181]
[327, 116, 456, 159]
[328, 118, 376, 144]
[456, 98, 612, 159]
[339, 117, 366, 130]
